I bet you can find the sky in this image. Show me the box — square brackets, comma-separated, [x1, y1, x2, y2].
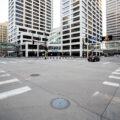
[0, 0, 106, 36]
[0, 0, 8, 23]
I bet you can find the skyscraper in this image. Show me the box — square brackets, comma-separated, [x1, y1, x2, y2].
[106, 0, 120, 41]
[8, 0, 53, 57]
[61, 0, 103, 57]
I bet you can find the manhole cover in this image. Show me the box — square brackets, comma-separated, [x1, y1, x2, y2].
[30, 74, 40, 77]
[51, 98, 70, 109]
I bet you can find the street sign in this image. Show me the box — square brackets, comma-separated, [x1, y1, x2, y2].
[90, 37, 99, 40]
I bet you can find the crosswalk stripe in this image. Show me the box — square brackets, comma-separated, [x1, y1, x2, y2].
[103, 81, 120, 87]
[92, 91, 100, 96]
[0, 78, 19, 85]
[0, 86, 31, 100]
[109, 75, 120, 80]
[0, 74, 10, 77]
[0, 70, 5, 73]
[0, 62, 7, 64]
[116, 69, 120, 72]
[9, 61, 17, 63]
[103, 62, 110, 65]
[112, 71, 120, 75]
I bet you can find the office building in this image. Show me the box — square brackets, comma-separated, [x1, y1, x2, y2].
[106, 0, 120, 41]
[101, 0, 120, 55]
[0, 22, 8, 43]
[61, 0, 103, 57]
[8, 0, 53, 57]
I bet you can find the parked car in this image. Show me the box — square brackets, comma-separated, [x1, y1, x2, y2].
[88, 56, 100, 62]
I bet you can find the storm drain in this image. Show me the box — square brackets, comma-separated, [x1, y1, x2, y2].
[51, 98, 70, 110]
[30, 74, 40, 77]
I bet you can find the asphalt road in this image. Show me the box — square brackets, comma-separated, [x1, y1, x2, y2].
[0, 56, 120, 120]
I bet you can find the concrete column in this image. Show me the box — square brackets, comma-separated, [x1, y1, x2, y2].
[87, 45, 89, 57]
[70, 51, 72, 56]
[25, 43, 28, 57]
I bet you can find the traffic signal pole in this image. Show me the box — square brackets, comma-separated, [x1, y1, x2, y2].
[82, 39, 85, 58]
[45, 51, 47, 59]
[44, 41, 48, 59]
[44, 32, 48, 60]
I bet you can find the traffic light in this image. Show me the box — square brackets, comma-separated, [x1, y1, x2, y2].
[85, 38, 88, 42]
[44, 46, 48, 51]
[32, 40, 34, 45]
[102, 37, 105, 41]
[109, 35, 112, 40]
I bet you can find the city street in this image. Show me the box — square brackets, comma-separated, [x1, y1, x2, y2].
[0, 56, 120, 120]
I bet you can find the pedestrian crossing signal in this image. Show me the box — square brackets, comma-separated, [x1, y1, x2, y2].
[104, 36, 109, 40]
[102, 35, 112, 41]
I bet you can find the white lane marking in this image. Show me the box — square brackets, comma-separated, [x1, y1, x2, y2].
[112, 71, 120, 75]
[18, 61, 23, 63]
[109, 75, 120, 80]
[103, 62, 110, 65]
[92, 91, 100, 96]
[116, 69, 120, 72]
[0, 70, 5, 73]
[0, 62, 7, 64]
[0, 74, 10, 77]
[0, 86, 31, 100]
[112, 96, 120, 104]
[103, 81, 120, 87]
[0, 78, 19, 85]
[93, 91, 120, 102]
[25, 77, 31, 80]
